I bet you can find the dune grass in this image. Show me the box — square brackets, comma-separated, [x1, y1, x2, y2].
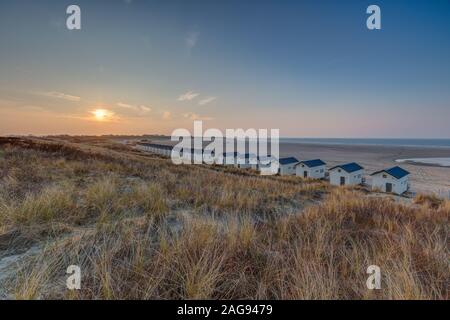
[0, 137, 448, 300]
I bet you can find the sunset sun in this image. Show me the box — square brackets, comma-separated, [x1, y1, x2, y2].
[91, 109, 112, 121]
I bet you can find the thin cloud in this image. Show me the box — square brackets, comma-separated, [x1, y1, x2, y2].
[162, 111, 172, 120]
[139, 105, 152, 113]
[198, 97, 217, 106]
[184, 112, 213, 121]
[20, 105, 47, 112]
[117, 102, 135, 109]
[178, 91, 200, 101]
[38, 91, 81, 102]
[117, 102, 152, 114]
[185, 32, 199, 51]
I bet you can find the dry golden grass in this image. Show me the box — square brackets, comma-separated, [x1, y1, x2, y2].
[414, 193, 444, 209]
[0, 137, 448, 300]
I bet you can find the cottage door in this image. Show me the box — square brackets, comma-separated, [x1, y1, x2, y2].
[304, 171, 308, 178]
[340, 177, 346, 186]
[386, 183, 393, 193]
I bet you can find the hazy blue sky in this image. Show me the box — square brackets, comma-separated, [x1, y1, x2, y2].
[1, 0, 449, 137]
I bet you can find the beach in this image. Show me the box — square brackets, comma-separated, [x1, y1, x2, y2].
[279, 142, 450, 195]
[148, 137, 450, 195]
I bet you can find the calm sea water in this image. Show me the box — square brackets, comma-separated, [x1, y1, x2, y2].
[280, 138, 450, 148]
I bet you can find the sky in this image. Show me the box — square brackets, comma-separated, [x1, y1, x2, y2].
[0, 0, 450, 138]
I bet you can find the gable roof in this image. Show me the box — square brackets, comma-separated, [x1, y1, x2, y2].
[279, 157, 299, 165]
[371, 166, 410, 179]
[258, 154, 274, 160]
[222, 152, 238, 157]
[297, 159, 326, 168]
[330, 162, 364, 173]
[239, 153, 257, 159]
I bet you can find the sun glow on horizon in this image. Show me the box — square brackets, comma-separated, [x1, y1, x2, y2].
[91, 109, 114, 122]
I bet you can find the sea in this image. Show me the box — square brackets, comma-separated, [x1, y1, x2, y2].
[279, 138, 450, 148]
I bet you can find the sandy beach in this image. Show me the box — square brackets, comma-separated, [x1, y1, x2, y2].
[148, 137, 450, 196]
[279, 143, 450, 195]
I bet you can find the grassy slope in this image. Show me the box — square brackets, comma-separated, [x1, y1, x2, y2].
[0, 137, 448, 299]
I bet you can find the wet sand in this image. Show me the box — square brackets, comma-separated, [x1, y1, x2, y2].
[280, 143, 450, 195]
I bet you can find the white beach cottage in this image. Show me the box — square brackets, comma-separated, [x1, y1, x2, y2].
[222, 152, 238, 166]
[136, 142, 174, 157]
[329, 162, 364, 186]
[182, 148, 193, 163]
[237, 153, 257, 169]
[135, 142, 147, 152]
[154, 144, 162, 154]
[254, 154, 276, 171]
[370, 166, 410, 195]
[277, 157, 299, 175]
[163, 145, 172, 156]
[136, 142, 158, 153]
[295, 159, 326, 179]
[192, 148, 204, 163]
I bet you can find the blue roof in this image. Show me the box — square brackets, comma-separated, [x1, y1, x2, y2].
[279, 157, 299, 165]
[330, 162, 364, 173]
[241, 153, 257, 159]
[181, 148, 204, 153]
[222, 152, 238, 157]
[299, 159, 326, 168]
[371, 166, 410, 179]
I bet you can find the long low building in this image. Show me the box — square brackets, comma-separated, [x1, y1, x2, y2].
[137, 143, 237, 165]
[136, 142, 414, 192]
[136, 142, 173, 156]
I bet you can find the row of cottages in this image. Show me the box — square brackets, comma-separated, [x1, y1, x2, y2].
[136, 143, 410, 195]
[275, 157, 327, 178]
[136, 142, 173, 156]
[236, 155, 299, 174]
[236, 153, 257, 169]
[329, 163, 411, 195]
[243, 156, 326, 178]
[275, 157, 410, 195]
[222, 152, 239, 166]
